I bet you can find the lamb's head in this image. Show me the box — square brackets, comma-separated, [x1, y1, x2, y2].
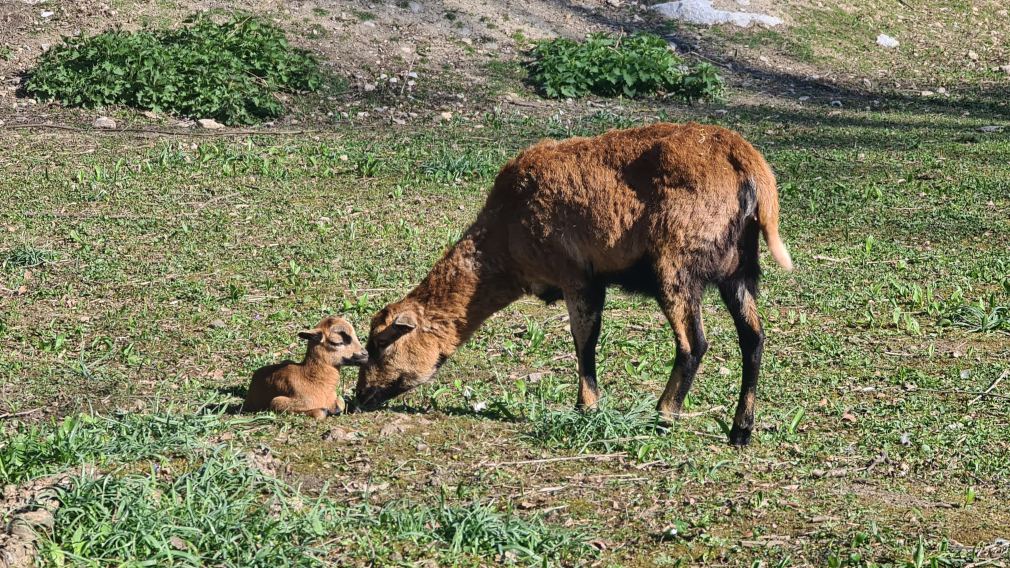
[354, 300, 447, 410]
[299, 316, 368, 368]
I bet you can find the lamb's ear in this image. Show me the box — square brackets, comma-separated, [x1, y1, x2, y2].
[298, 330, 323, 343]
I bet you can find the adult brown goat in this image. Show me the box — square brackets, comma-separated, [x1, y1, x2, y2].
[356, 122, 792, 445]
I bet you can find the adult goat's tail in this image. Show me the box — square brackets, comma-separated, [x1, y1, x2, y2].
[752, 161, 793, 271]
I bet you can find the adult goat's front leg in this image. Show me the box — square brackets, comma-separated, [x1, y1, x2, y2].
[719, 278, 764, 446]
[564, 283, 606, 410]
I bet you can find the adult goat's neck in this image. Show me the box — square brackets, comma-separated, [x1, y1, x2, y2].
[406, 224, 522, 353]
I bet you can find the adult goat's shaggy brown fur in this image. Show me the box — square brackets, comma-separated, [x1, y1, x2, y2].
[356, 122, 792, 445]
[245, 316, 368, 419]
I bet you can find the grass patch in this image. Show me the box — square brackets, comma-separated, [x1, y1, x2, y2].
[39, 451, 337, 567]
[36, 450, 594, 566]
[25, 13, 321, 124]
[527, 33, 723, 100]
[0, 409, 254, 484]
[369, 499, 595, 564]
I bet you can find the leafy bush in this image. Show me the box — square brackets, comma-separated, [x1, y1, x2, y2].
[26, 13, 322, 125]
[527, 33, 724, 101]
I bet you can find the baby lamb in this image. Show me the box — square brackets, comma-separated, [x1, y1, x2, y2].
[244, 316, 367, 419]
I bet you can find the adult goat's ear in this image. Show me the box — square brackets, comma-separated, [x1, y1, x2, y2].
[392, 313, 417, 332]
[376, 312, 417, 344]
[298, 330, 323, 343]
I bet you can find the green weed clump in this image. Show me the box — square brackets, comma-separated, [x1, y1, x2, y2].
[26, 13, 321, 125]
[527, 33, 724, 101]
[527, 397, 669, 457]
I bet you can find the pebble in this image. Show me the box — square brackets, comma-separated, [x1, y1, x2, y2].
[876, 34, 899, 48]
[93, 116, 116, 129]
[198, 118, 224, 129]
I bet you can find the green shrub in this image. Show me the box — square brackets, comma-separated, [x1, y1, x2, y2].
[26, 13, 321, 125]
[527, 33, 724, 101]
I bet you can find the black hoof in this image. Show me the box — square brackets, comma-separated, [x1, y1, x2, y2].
[728, 425, 752, 446]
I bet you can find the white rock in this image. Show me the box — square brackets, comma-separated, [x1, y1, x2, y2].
[830, 100, 843, 107]
[967, 50, 979, 61]
[93, 116, 116, 129]
[40, 10, 54, 18]
[652, 0, 782, 27]
[876, 34, 899, 48]
[197, 118, 224, 129]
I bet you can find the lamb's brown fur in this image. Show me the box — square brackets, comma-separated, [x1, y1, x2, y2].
[245, 316, 367, 419]
[356, 122, 792, 445]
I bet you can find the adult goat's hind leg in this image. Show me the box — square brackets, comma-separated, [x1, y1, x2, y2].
[719, 277, 763, 446]
[564, 282, 606, 409]
[656, 287, 708, 419]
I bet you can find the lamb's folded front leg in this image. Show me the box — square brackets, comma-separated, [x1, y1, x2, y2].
[271, 396, 328, 420]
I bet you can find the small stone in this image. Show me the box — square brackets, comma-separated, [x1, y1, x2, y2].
[379, 421, 408, 437]
[169, 536, 188, 550]
[979, 125, 1004, 133]
[209, 319, 226, 329]
[1000, 65, 1010, 74]
[967, 50, 979, 61]
[41, 10, 54, 18]
[830, 100, 843, 107]
[408, 1, 424, 12]
[936, 87, 947, 94]
[198, 118, 224, 129]
[841, 411, 857, 423]
[798, 95, 810, 101]
[876, 34, 899, 48]
[718, 366, 732, 376]
[437, 111, 453, 122]
[921, 90, 934, 97]
[322, 427, 359, 442]
[93, 116, 116, 129]
[900, 433, 911, 446]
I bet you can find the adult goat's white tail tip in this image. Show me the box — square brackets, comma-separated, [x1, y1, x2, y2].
[765, 231, 793, 271]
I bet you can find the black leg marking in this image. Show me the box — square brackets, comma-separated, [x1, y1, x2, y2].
[719, 278, 764, 446]
[656, 292, 708, 418]
[565, 282, 606, 409]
